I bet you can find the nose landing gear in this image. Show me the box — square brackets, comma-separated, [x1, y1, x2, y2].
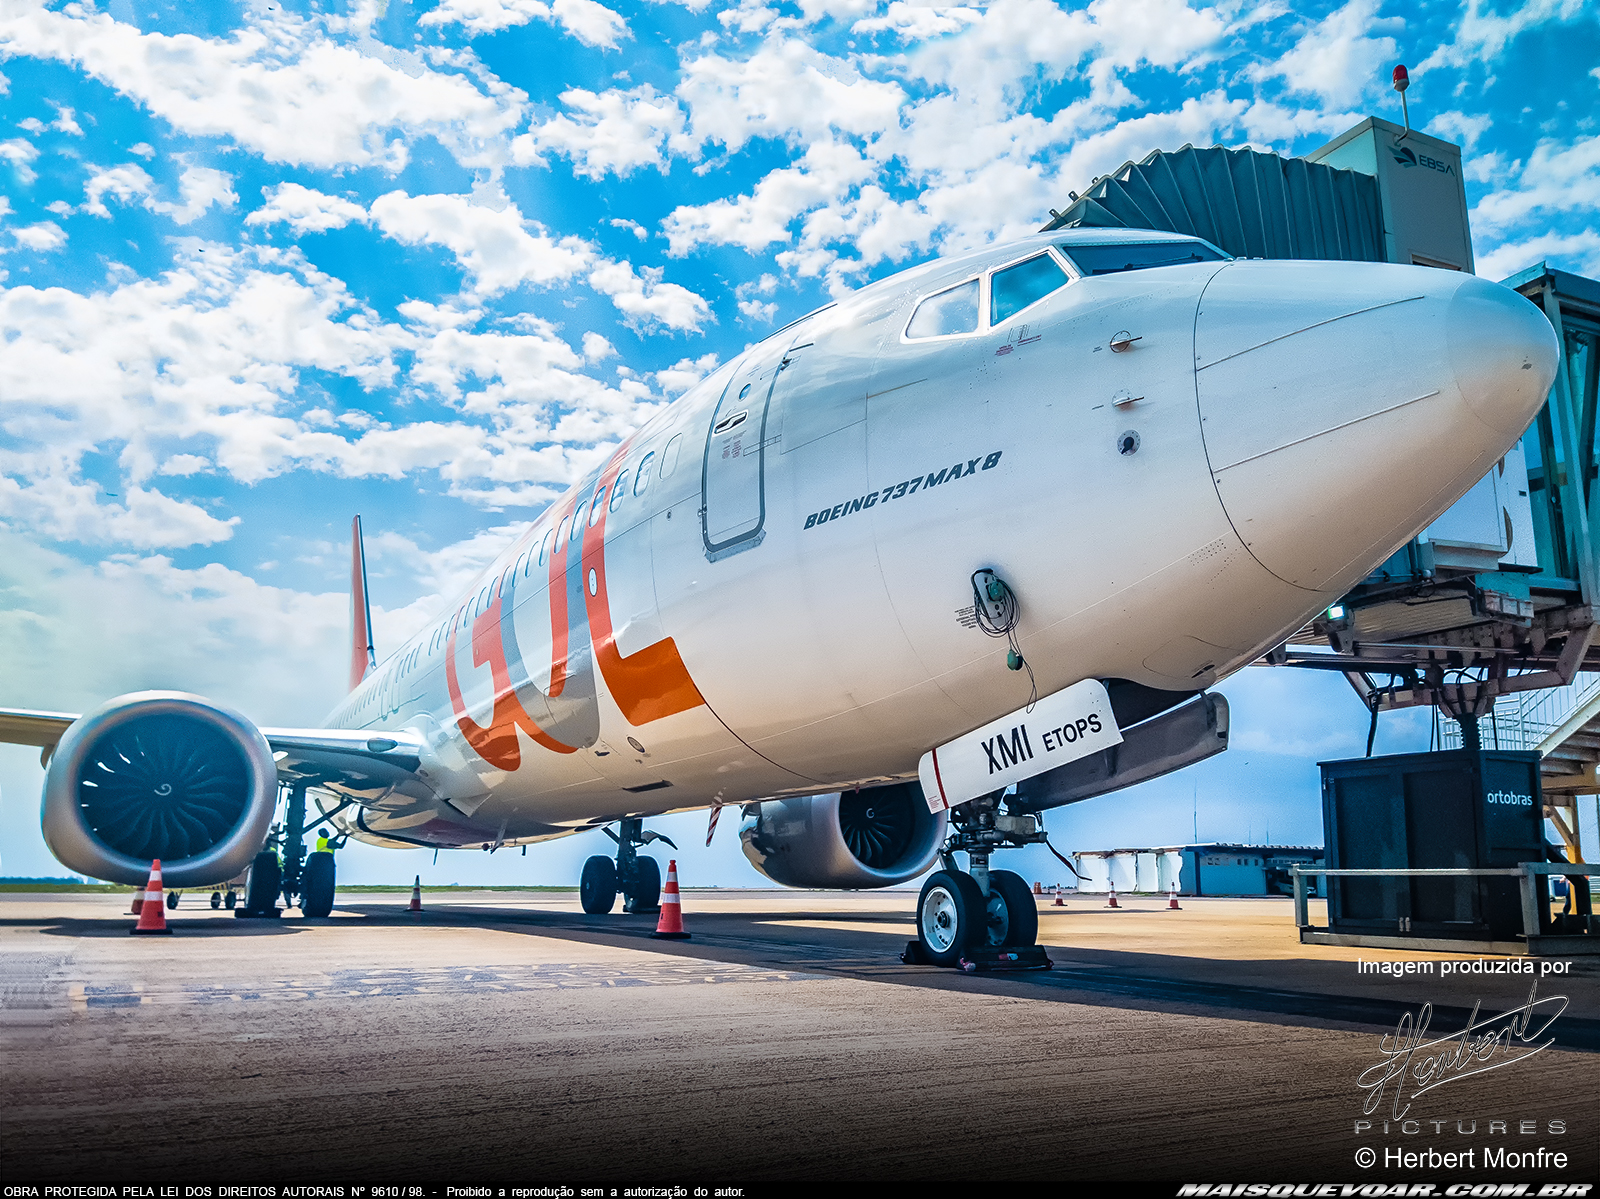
[904, 793, 1053, 972]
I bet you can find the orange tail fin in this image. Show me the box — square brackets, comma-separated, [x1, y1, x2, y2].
[349, 515, 376, 693]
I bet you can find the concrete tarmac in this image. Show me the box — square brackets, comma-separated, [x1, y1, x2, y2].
[2, 888, 1595, 1183]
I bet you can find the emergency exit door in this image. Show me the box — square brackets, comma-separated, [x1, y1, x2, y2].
[700, 332, 799, 560]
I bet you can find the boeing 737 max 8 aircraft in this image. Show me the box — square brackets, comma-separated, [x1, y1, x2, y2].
[0, 228, 1560, 965]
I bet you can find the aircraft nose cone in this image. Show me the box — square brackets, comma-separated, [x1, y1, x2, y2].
[1448, 274, 1559, 437]
[1196, 261, 1557, 594]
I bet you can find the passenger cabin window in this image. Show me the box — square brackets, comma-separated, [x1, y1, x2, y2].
[610, 472, 628, 511]
[1059, 240, 1224, 276]
[990, 253, 1069, 324]
[634, 452, 654, 495]
[905, 279, 980, 339]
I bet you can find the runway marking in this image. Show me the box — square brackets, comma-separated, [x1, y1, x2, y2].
[62, 962, 828, 1011]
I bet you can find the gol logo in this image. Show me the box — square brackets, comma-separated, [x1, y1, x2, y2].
[445, 440, 706, 771]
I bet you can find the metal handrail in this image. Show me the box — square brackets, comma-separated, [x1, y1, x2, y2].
[1290, 862, 1596, 943]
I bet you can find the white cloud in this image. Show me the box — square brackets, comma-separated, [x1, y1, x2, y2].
[48, 103, 83, 136]
[1427, 110, 1492, 153]
[420, 0, 630, 48]
[246, 182, 369, 235]
[1476, 231, 1600, 285]
[83, 163, 154, 217]
[1419, 0, 1588, 70]
[155, 166, 238, 224]
[517, 85, 689, 179]
[0, 138, 39, 185]
[582, 331, 615, 361]
[0, 6, 526, 171]
[0, 532, 348, 724]
[159, 453, 211, 476]
[677, 38, 906, 154]
[551, 0, 630, 48]
[12, 221, 66, 251]
[82, 162, 238, 224]
[368, 189, 595, 296]
[1471, 134, 1600, 237]
[654, 353, 720, 396]
[663, 138, 873, 255]
[0, 474, 237, 548]
[128, 142, 155, 158]
[609, 217, 648, 239]
[1248, 0, 1402, 108]
[588, 259, 712, 331]
[0, 241, 668, 525]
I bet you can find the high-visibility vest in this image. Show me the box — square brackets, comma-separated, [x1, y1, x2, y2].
[315, 836, 332, 853]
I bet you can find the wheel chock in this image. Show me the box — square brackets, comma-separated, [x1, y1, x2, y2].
[957, 946, 1053, 973]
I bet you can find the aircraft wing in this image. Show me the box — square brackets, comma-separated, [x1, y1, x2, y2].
[0, 706, 429, 799]
[0, 708, 77, 749]
[261, 726, 430, 798]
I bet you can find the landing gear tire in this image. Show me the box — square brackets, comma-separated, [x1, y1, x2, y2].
[580, 855, 618, 914]
[917, 870, 984, 967]
[224, 889, 237, 910]
[301, 851, 336, 918]
[984, 869, 1038, 948]
[210, 891, 222, 909]
[625, 855, 661, 914]
[166, 890, 179, 910]
[238, 851, 281, 918]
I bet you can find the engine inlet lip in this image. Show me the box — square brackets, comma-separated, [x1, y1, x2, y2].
[41, 691, 278, 888]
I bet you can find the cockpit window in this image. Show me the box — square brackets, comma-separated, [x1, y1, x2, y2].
[1058, 241, 1224, 276]
[905, 279, 980, 339]
[991, 252, 1070, 324]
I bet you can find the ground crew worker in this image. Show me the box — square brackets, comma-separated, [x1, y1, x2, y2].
[315, 827, 334, 854]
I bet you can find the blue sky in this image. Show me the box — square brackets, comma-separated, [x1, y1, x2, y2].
[2, 0, 1598, 886]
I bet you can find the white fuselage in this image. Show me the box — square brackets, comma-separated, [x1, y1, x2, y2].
[325, 229, 1554, 850]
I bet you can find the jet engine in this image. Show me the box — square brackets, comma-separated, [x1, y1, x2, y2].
[739, 782, 947, 889]
[41, 691, 279, 888]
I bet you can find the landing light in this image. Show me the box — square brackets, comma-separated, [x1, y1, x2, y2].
[1327, 604, 1346, 621]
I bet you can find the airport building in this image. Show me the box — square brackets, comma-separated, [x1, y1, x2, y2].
[1069, 844, 1325, 897]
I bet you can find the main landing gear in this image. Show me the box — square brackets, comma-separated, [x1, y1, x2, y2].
[906, 792, 1052, 972]
[580, 817, 677, 916]
[234, 782, 341, 919]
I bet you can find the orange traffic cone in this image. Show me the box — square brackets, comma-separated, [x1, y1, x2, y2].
[1106, 880, 1120, 908]
[131, 861, 171, 935]
[408, 875, 422, 913]
[1167, 882, 1182, 910]
[1032, 880, 1042, 895]
[651, 859, 690, 940]
[130, 888, 144, 914]
[1053, 884, 1065, 907]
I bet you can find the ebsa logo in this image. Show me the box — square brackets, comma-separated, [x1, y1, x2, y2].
[1391, 143, 1456, 176]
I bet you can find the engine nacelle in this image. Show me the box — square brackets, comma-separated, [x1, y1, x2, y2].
[739, 782, 947, 889]
[41, 691, 279, 888]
